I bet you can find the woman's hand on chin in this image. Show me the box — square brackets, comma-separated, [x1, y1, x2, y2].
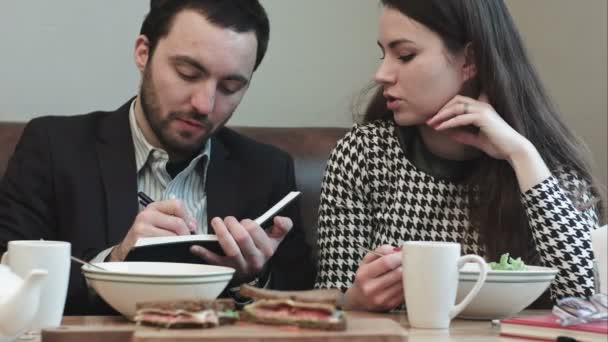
[426, 93, 531, 162]
[427, 93, 551, 191]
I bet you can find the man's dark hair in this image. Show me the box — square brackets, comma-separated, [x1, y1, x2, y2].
[141, 0, 270, 71]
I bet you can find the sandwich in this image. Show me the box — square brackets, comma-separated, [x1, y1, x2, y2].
[239, 284, 344, 306]
[134, 298, 238, 329]
[239, 284, 347, 331]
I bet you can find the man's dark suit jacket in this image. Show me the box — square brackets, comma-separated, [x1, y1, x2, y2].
[0, 100, 315, 315]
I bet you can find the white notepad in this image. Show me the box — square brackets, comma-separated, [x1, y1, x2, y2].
[133, 191, 301, 249]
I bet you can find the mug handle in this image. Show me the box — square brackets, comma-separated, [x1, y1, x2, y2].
[1, 251, 8, 265]
[449, 254, 488, 319]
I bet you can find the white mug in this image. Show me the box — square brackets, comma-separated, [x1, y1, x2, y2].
[1, 240, 71, 330]
[402, 241, 488, 329]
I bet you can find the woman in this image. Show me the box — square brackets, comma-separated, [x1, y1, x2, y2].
[315, 0, 604, 312]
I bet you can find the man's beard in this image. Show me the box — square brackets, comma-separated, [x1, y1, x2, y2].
[139, 65, 214, 158]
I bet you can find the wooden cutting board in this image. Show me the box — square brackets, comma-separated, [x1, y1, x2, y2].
[42, 316, 406, 342]
[134, 317, 406, 342]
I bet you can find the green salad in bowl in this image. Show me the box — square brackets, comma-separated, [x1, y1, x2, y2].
[488, 253, 527, 271]
[457, 253, 557, 319]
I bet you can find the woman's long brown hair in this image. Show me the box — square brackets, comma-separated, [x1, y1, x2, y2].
[361, 0, 605, 260]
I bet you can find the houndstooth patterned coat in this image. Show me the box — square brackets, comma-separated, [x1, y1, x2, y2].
[314, 120, 599, 301]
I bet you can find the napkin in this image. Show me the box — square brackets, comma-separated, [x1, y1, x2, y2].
[591, 225, 607, 294]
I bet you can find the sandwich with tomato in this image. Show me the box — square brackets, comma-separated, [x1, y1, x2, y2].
[134, 298, 238, 329]
[238, 284, 347, 331]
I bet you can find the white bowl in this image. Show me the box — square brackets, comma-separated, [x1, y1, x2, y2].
[456, 263, 557, 320]
[82, 262, 234, 319]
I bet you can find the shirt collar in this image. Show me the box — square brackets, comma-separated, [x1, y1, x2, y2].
[128, 99, 211, 174]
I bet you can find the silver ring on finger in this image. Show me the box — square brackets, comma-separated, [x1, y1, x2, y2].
[463, 102, 469, 114]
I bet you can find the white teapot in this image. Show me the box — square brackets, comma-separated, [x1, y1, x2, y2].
[0, 264, 47, 339]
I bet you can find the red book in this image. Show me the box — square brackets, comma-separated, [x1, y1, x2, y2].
[500, 314, 607, 342]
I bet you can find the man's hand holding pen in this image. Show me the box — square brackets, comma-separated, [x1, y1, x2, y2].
[110, 191, 294, 285]
[109, 194, 197, 262]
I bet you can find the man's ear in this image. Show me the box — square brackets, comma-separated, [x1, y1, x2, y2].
[134, 35, 150, 73]
[462, 42, 477, 81]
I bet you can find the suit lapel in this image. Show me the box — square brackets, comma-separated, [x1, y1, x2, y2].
[206, 130, 240, 226]
[95, 100, 139, 245]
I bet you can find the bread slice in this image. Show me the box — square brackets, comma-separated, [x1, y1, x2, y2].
[136, 298, 235, 312]
[241, 298, 347, 331]
[239, 284, 343, 307]
[134, 299, 238, 328]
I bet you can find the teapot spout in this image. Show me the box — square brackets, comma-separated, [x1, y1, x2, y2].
[0, 269, 47, 337]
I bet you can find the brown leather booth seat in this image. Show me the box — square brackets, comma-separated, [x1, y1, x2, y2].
[0, 122, 348, 258]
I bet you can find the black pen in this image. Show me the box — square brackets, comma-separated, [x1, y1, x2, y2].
[137, 191, 154, 207]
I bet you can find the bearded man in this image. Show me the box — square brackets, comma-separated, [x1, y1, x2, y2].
[0, 0, 314, 315]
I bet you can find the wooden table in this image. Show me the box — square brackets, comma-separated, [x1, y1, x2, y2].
[35, 311, 548, 342]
